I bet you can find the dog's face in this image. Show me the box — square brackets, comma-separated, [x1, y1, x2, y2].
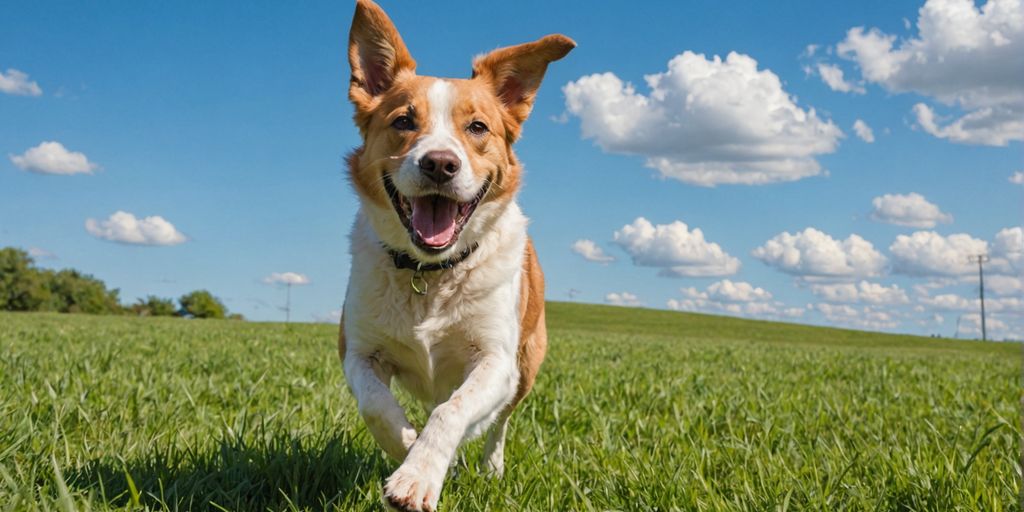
[346, 0, 574, 261]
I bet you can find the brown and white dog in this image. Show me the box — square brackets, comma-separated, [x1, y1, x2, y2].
[337, 1, 574, 510]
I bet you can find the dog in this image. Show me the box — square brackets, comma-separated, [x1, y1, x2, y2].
[337, 1, 574, 510]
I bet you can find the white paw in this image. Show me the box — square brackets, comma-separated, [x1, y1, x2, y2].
[382, 464, 441, 512]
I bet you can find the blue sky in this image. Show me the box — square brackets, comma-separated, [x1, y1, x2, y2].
[2, 0, 1021, 339]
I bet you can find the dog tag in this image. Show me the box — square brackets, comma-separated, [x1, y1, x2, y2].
[411, 265, 428, 295]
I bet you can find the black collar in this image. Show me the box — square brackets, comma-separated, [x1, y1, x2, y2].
[386, 244, 479, 272]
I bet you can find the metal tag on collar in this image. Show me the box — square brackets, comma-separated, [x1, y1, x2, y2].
[410, 262, 428, 295]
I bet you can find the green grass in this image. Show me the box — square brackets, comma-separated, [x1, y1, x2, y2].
[1, 303, 1020, 511]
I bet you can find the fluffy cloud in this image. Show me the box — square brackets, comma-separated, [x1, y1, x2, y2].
[563, 51, 842, 186]
[991, 226, 1023, 272]
[706, 279, 773, 302]
[889, 231, 988, 276]
[0, 68, 42, 96]
[912, 103, 1023, 145]
[667, 297, 803, 320]
[919, 292, 1022, 314]
[852, 119, 875, 142]
[1010, 171, 1024, 185]
[870, 192, 953, 228]
[752, 228, 887, 279]
[811, 281, 910, 305]
[985, 274, 1022, 296]
[814, 303, 901, 330]
[817, 63, 865, 94]
[834, 0, 1024, 146]
[667, 281, 801, 320]
[612, 217, 740, 277]
[571, 239, 615, 263]
[85, 211, 186, 246]
[605, 292, 642, 307]
[263, 272, 311, 286]
[28, 247, 56, 260]
[9, 141, 98, 175]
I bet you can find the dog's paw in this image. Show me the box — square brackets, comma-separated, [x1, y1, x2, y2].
[382, 465, 441, 512]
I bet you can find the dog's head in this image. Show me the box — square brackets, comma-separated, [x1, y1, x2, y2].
[345, 0, 574, 262]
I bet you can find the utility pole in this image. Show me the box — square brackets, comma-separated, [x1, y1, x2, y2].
[968, 254, 990, 341]
[285, 283, 292, 324]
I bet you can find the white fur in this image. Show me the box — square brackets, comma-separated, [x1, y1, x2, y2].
[343, 195, 526, 511]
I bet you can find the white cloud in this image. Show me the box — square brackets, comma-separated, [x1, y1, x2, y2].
[889, 231, 988, 276]
[605, 291, 642, 307]
[814, 303, 901, 330]
[706, 279, 773, 302]
[817, 63, 866, 94]
[985, 274, 1022, 296]
[991, 226, 1023, 272]
[263, 272, 311, 286]
[912, 102, 1023, 145]
[870, 192, 953, 228]
[27, 247, 56, 260]
[612, 217, 740, 277]
[0, 68, 42, 96]
[1010, 171, 1024, 185]
[84, 211, 186, 246]
[571, 239, 615, 263]
[852, 119, 876, 142]
[667, 281, 800, 320]
[834, 0, 1024, 146]
[811, 280, 910, 305]
[9, 141, 98, 175]
[919, 292, 1023, 315]
[752, 228, 887, 279]
[563, 51, 842, 186]
[891, 227, 1021, 277]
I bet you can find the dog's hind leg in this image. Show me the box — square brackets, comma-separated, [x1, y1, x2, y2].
[481, 409, 511, 477]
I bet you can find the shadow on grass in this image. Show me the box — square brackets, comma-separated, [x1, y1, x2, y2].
[65, 429, 389, 511]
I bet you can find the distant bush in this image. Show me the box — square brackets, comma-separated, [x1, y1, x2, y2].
[131, 295, 178, 317]
[178, 290, 227, 319]
[1, 246, 239, 320]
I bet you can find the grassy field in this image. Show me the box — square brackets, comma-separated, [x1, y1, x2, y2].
[0, 303, 1020, 511]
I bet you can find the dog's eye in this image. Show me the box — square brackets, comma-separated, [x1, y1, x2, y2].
[467, 121, 489, 136]
[391, 115, 415, 131]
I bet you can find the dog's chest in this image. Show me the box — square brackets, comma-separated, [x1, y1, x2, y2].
[352, 266, 520, 405]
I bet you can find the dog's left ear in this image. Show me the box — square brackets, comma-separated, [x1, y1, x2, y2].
[472, 34, 575, 140]
[348, 0, 416, 112]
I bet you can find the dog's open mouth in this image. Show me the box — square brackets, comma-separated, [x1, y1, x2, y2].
[383, 174, 490, 252]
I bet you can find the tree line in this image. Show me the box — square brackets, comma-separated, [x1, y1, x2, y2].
[0, 247, 242, 319]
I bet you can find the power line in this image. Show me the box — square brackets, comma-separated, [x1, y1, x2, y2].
[967, 254, 990, 341]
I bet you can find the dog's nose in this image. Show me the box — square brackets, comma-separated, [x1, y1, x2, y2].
[418, 150, 461, 184]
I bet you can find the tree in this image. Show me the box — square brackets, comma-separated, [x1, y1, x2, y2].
[178, 290, 226, 319]
[46, 269, 123, 314]
[0, 248, 52, 311]
[131, 295, 177, 317]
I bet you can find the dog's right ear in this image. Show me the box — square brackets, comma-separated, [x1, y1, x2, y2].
[348, 0, 416, 111]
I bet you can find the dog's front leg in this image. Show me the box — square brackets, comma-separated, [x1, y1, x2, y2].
[383, 353, 517, 512]
[343, 351, 418, 462]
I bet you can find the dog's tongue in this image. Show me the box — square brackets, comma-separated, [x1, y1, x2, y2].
[412, 196, 458, 247]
